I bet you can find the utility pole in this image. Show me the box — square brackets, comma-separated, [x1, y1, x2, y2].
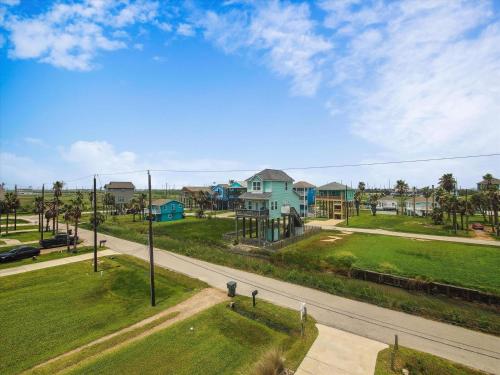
[431, 184, 435, 208]
[465, 188, 469, 231]
[345, 185, 349, 225]
[93, 175, 98, 273]
[41, 184, 45, 241]
[413, 187, 416, 217]
[148, 170, 156, 307]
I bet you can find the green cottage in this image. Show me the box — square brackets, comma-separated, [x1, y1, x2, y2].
[235, 169, 303, 243]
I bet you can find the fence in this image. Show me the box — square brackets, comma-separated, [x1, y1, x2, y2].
[349, 268, 499, 305]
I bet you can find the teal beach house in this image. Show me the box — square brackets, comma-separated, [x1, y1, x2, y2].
[149, 199, 184, 222]
[235, 169, 303, 244]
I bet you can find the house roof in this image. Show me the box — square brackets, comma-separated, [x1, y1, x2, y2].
[239, 192, 272, 200]
[246, 169, 294, 182]
[293, 181, 315, 189]
[104, 181, 135, 190]
[318, 182, 354, 191]
[182, 186, 213, 193]
[151, 199, 181, 206]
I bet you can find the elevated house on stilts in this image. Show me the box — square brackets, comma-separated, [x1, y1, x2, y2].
[235, 169, 303, 245]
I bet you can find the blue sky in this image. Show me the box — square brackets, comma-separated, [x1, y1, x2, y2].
[1, 0, 499, 189]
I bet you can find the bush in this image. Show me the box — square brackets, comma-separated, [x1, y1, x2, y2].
[326, 251, 358, 273]
[431, 207, 444, 225]
[251, 348, 285, 375]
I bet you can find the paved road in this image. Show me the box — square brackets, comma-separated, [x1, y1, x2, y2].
[76, 228, 500, 374]
[307, 222, 500, 247]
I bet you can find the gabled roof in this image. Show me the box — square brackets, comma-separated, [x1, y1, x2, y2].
[229, 181, 247, 188]
[318, 182, 354, 191]
[293, 181, 315, 189]
[182, 186, 213, 193]
[246, 169, 294, 182]
[151, 199, 181, 206]
[239, 192, 272, 200]
[104, 181, 135, 190]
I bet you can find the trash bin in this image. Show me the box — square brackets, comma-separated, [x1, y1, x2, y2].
[227, 281, 237, 297]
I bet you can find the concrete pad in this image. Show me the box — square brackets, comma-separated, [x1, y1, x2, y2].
[296, 324, 387, 375]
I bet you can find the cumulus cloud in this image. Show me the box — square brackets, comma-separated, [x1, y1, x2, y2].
[2, 0, 159, 70]
[198, 1, 332, 96]
[177, 23, 195, 37]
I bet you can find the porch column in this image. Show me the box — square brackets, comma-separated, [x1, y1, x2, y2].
[249, 218, 253, 238]
[242, 217, 246, 238]
[271, 219, 275, 241]
[256, 218, 259, 238]
[277, 218, 280, 240]
[235, 217, 239, 242]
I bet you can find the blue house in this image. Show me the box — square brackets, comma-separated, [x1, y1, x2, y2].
[293, 181, 316, 217]
[149, 199, 184, 222]
[212, 181, 247, 210]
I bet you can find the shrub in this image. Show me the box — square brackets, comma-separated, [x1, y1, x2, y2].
[251, 348, 285, 375]
[326, 251, 358, 275]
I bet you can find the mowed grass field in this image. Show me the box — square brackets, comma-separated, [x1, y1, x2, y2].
[0, 229, 49, 242]
[338, 210, 471, 237]
[0, 255, 206, 375]
[279, 231, 500, 294]
[66, 297, 317, 375]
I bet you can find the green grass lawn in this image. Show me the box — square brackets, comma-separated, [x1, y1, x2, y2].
[90, 216, 500, 335]
[0, 255, 206, 375]
[278, 231, 500, 294]
[0, 230, 48, 243]
[375, 346, 485, 375]
[0, 224, 39, 231]
[338, 210, 471, 237]
[65, 297, 317, 375]
[0, 245, 95, 270]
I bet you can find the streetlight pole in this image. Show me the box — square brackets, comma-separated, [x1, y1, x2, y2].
[148, 170, 156, 307]
[93, 175, 98, 273]
[41, 184, 45, 241]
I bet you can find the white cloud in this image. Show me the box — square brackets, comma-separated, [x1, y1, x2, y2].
[152, 55, 166, 62]
[133, 43, 143, 50]
[199, 1, 332, 96]
[0, 0, 20, 6]
[177, 22, 195, 37]
[24, 137, 47, 147]
[0, 152, 53, 187]
[321, 0, 500, 155]
[2, 0, 159, 70]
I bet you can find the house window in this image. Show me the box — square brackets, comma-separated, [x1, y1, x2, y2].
[248, 201, 253, 210]
[271, 201, 278, 210]
[252, 181, 261, 191]
[285, 182, 288, 190]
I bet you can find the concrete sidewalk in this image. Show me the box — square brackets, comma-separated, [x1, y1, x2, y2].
[0, 249, 117, 277]
[308, 223, 500, 247]
[296, 324, 387, 375]
[75, 228, 500, 374]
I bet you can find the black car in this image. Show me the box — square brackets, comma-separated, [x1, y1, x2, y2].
[0, 246, 40, 263]
[39, 234, 77, 249]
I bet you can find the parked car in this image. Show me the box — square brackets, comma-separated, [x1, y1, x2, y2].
[39, 233, 77, 249]
[0, 246, 40, 263]
[471, 223, 484, 230]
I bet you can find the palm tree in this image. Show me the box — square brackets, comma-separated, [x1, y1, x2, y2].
[422, 186, 432, 217]
[138, 193, 147, 220]
[52, 181, 64, 233]
[63, 203, 74, 252]
[394, 180, 409, 215]
[34, 196, 44, 233]
[45, 203, 55, 232]
[71, 191, 83, 251]
[439, 173, 456, 193]
[12, 189, 19, 230]
[354, 182, 366, 216]
[482, 173, 499, 235]
[0, 199, 6, 235]
[368, 193, 381, 216]
[4, 192, 17, 235]
[129, 198, 140, 222]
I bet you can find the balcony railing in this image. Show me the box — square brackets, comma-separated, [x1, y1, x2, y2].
[235, 209, 269, 218]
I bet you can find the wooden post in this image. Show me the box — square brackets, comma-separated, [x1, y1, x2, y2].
[277, 218, 280, 240]
[271, 219, 274, 242]
[147, 171, 156, 307]
[242, 217, 246, 238]
[395, 334, 399, 350]
[249, 218, 253, 238]
[235, 216, 239, 242]
[93, 176, 98, 272]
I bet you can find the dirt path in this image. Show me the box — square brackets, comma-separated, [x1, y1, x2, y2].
[28, 288, 228, 374]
